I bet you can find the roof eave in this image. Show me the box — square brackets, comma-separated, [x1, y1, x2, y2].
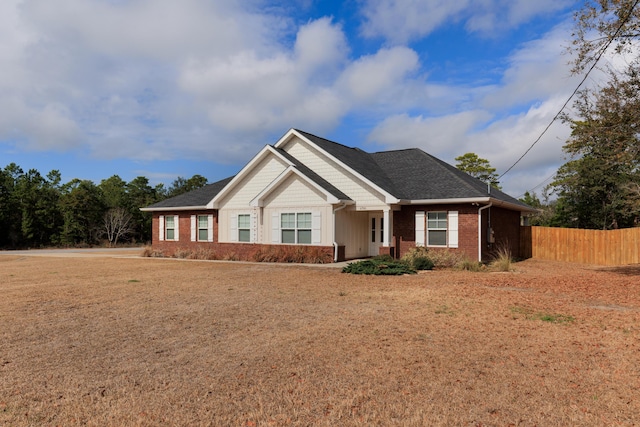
[401, 197, 536, 212]
[140, 205, 209, 212]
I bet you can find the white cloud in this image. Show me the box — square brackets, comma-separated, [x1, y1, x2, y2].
[337, 47, 420, 104]
[359, 0, 575, 42]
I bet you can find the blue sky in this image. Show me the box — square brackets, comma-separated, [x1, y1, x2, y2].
[0, 0, 615, 198]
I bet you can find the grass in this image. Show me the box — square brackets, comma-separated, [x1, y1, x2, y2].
[0, 255, 638, 426]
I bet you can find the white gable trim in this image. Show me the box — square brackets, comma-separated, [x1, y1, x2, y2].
[274, 129, 400, 204]
[250, 166, 341, 207]
[208, 145, 294, 209]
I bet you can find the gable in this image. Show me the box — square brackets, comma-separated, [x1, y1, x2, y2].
[215, 154, 288, 209]
[263, 173, 328, 207]
[278, 134, 390, 208]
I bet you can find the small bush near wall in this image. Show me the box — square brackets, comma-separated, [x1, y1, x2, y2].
[342, 256, 416, 275]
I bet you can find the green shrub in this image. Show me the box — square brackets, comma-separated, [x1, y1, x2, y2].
[412, 256, 434, 271]
[342, 258, 415, 275]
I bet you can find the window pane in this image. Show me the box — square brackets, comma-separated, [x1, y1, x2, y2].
[281, 213, 295, 228]
[166, 229, 175, 240]
[165, 216, 174, 227]
[198, 229, 208, 241]
[238, 214, 250, 228]
[297, 212, 311, 228]
[298, 229, 311, 244]
[198, 215, 208, 228]
[428, 230, 446, 246]
[238, 229, 251, 242]
[282, 229, 295, 244]
[428, 212, 447, 229]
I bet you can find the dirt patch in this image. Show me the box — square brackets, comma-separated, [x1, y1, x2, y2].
[1, 257, 639, 426]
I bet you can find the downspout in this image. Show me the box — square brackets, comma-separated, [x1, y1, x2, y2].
[478, 203, 492, 262]
[333, 202, 348, 262]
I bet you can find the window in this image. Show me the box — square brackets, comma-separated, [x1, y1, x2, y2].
[427, 212, 447, 246]
[165, 216, 176, 240]
[197, 215, 208, 241]
[281, 212, 312, 244]
[238, 214, 251, 242]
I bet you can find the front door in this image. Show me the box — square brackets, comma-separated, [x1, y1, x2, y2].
[368, 213, 384, 256]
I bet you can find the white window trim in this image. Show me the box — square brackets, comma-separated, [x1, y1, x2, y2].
[163, 215, 178, 241]
[192, 214, 213, 242]
[272, 210, 321, 245]
[427, 211, 448, 247]
[415, 210, 458, 249]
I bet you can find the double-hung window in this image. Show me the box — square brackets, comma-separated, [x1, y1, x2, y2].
[415, 211, 458, 248]
[427, 212, 447, 246]
[165, 216, 176, 240]
[197, 215, 208, 241]
[238, 214, 251, 242]
[281, 212, 312, 244]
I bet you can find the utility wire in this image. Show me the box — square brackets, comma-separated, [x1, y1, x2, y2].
[498, 0, 640, 181]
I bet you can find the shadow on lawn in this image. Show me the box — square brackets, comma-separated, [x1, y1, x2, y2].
[600, 264, 640, 276]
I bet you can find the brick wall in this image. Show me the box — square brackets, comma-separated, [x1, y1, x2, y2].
[392, 204, 523, 262]
[393, 204, 480, 261]
[150, 211, 334, 263]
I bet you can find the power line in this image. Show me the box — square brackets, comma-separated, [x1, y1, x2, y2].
[498, 0, 640, 181]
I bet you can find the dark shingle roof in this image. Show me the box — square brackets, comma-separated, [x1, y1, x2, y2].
[143, 176, 234, 209]
[370, 149, 530, 208]
[143, 129, 532, 212]
[295, 129, 399, 196]
[296, 130, 531, 210]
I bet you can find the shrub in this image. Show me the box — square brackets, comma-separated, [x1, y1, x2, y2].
[457, 259, 484, 272]
[490, 245, 513, 272]
[342, 258, 415, 275]
[141, 246, 164, 258]
[426, 249, 467, 269]
[413, 256, 434, 271]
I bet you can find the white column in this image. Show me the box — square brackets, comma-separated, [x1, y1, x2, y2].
[383, 208, 391, 247]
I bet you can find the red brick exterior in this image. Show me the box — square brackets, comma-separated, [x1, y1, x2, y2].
[149, 205, 522, 263]
[389, 204, 523, 262]
[150, 212, 334, 263]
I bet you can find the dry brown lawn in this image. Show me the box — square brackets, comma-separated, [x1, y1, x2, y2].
[0, 253, 639, 426]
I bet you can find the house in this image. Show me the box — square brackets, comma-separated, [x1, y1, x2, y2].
[141, 128, 535, 263]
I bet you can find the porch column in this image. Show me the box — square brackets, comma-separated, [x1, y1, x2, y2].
[383, 208, 391, 247]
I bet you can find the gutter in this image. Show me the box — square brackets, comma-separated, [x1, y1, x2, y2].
[140, 205, 208, 212]
[477, 203, 492, 262]
[333, 202, 348, 262]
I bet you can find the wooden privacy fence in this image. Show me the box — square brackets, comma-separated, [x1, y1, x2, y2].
[520, 226, 640, 265]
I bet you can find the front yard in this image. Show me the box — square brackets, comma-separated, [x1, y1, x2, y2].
[0, 254, 638, 426]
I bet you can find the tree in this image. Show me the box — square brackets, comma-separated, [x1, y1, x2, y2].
[455, 153, 501, 189]
[166, 174, 208, 198]
[0, 164, 23, 247]
[127, 176, 162, 242]
[58, 179, 106, 246]
[552, 67, 640, 229]
[103, 207, 133, 247]
[571, 0, 640, 73]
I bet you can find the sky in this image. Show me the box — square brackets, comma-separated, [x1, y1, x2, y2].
[0, 0, 620, 198]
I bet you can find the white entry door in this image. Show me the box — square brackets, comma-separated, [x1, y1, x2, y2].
[368, 213, 384, 256]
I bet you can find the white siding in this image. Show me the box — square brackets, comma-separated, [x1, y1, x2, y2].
[335, 209, 369, 259]
[264, 174, 326, 207]
[282, 137, 388, 208]
[217, 156, 288, 209]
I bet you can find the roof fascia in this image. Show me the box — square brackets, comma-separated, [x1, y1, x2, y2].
[208, 145, 294, 209]
[403, 197, 536, 212]
[250, 166, 341, 207]
[275, 128, 400, 204]
[139, 205, 208, 212]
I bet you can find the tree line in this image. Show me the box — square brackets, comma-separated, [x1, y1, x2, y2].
[0, 164, 208, 249]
